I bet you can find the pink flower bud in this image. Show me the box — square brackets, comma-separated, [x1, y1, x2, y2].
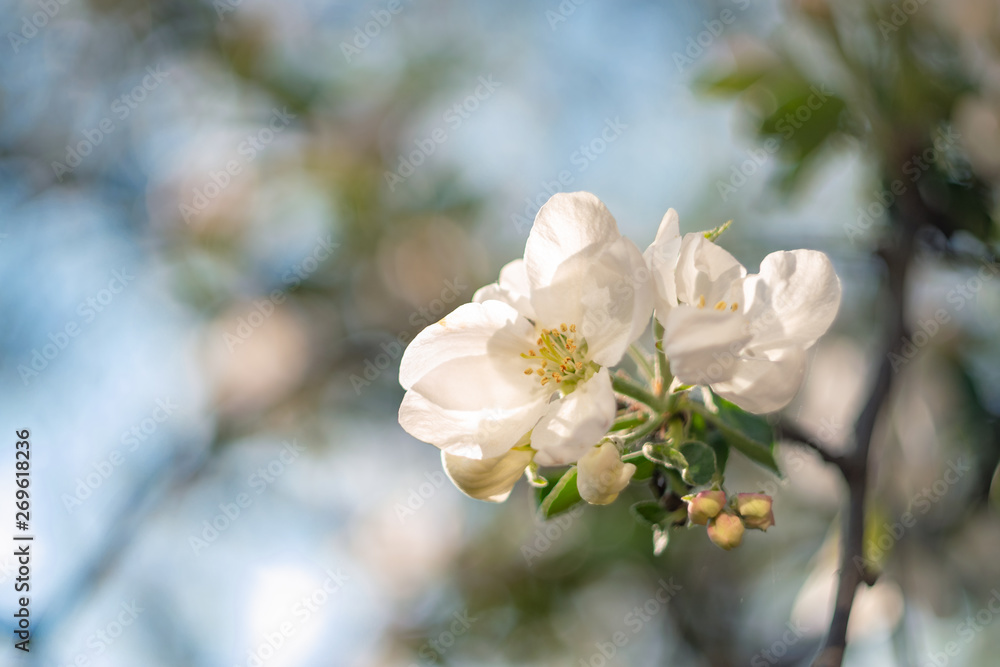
[736, 493, 775, 531]
[684, 490, 726, 526]
[707, 512, 745, 551]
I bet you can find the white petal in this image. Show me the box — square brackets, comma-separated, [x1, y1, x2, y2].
[399, 390, 548, 459]
[661, 306, 752, 386]
[399, 300, 544, 411]
[530, 236, 653, 367]
[472, 259, 536, 321]
[644, 209, 683, 321]
[711, 347, 808, 414]
[532, 368, 617, 466]
[742, 250, 842, 353]
[441, 448, 534, 502]
[524, 191, 622, 291]
[577, 442, 636, 505]
[674, 234, 746, 307]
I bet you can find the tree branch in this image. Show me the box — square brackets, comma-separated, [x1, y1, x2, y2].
[811, 202, 916, 667]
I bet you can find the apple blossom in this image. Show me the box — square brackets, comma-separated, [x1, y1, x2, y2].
[736, 492, 775, 531]
[645, 213, 842, 413]
[707, 512, 745, 550]
[577, 442, 637, 505]
[684, 489, 726, 525]
[398, 192, 652, 501]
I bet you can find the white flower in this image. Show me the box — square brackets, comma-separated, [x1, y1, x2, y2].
[577, 442, 636, 505]
[398, 192, 653, 501]
[645, 213, 842, 413]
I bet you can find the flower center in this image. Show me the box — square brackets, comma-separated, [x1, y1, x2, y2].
[521, 323, 593, 391]
[695, 295, 739, 312]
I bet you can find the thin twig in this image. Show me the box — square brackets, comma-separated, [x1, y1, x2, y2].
[811, 197, 916, 667]
[776, 420, 848, 472]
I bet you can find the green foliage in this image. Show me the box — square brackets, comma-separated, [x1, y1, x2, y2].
[535, 466, 582, 519]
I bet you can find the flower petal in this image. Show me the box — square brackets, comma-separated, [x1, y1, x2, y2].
[661, 306, 752, 385]
[398, 390, 548, 459]
[644, 208, 683, 321]
[532, 368, 617, 466]
[674, 234, 746, 307]
[524, 191, 622, 291]
[530, 236, 652, 367]
[710, 347, 808, 414]
[399, 300, 543, 411]
[577, 442, 636, 505]
[472, 258, 536, 321]
[441, 448, 534, 502]
[742, 250, 842, 353]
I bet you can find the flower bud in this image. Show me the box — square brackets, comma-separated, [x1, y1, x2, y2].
[684, 490, 726, 525]
[707, 512, 745, 551]
[736, 493, 774, 531]
[577, 442, 636, 505]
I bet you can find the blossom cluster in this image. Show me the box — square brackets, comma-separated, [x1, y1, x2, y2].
[398, 192, 840, 549]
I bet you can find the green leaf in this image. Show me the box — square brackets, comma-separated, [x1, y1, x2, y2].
[537, 466, 583, 519]
[678, 440, 716, 486]
[695, 67, 769, 95]
[623, 450, 655, 482]
[631, 500, 668, 527]
[710, 396, 780, 475]
[642, 442, 688, 470]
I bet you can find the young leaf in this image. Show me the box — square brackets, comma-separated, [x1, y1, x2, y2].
[705, 396, 780, 475]
[642, 442, 688, 470]
[623, 450, 655, 482]
[538, 466, 583, 519]
[631, 500, 669, 527]
[678, 440, 716, 486]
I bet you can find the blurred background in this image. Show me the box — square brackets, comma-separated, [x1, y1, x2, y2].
[1, 0, 999, 665]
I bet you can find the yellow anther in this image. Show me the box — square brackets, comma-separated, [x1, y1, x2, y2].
[560, 323, 568, 332]
[528, 350, 536, 356]
[541, 360, 548, 368]
[536, 369, 545, 376]
[575, 362, 583, 370]
[540, 378, 550, 386]
[697, 295, 706, 309]
[730, 302, 738, 312]
[524, 369, 533, 375]
[569, 324, 576, 332]
[714, 301, 726, 311]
